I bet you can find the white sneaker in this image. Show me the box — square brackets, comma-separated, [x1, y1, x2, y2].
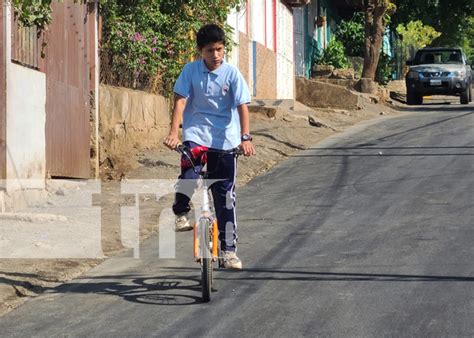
[175, 213, 193, 232]
[219, 250, 242, 269]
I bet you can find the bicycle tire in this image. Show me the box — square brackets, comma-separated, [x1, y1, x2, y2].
[200, 218, 212, 302]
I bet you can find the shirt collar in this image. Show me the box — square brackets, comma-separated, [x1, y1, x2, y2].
[200, 59, 226, 75]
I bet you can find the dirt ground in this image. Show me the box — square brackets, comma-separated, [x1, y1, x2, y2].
[0, 87, 406, 316]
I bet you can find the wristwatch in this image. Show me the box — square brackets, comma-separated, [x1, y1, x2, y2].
[241, 133, 253, 142]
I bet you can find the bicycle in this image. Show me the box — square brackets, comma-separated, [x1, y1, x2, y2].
[175, 144, 243, 302]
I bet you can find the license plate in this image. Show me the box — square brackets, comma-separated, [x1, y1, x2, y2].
[430, 79, 442, 86]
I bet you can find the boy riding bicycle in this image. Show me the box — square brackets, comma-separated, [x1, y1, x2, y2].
[164, 24, 255, 269]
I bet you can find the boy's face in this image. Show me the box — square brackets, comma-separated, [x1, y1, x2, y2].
[199, 42, 225, 71]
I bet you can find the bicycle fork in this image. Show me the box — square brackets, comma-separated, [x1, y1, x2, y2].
[193, 181, 219, 262]
[193, 218, 218, 262]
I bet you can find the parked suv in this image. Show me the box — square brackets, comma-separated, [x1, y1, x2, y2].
[405, 47, 473, 105]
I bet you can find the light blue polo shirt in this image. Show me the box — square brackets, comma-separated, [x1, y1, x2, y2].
[174, 59, 251, 150]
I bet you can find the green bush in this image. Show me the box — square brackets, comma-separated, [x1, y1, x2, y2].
[335, 12, 365, 57]
[99, 0, 242, 96]
[10, 0, 62, 29]
[375, 52, 394, 85]
[315, 39, 350, 69]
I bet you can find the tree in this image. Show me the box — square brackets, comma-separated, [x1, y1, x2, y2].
[391, 0, 474, 48]
[463, 17, 474, 61]
[361, 0, 396, 81]
[395, 21, 441, 77]
[396, 20, 441, 58]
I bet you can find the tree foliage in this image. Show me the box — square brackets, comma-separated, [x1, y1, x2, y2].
[396, 20, 441, 58]
[9, 0, 84, 29]
[99, 0, 243, 96]
[315, 39, 350, 69]
[335, 12, 365, 57]
[391, 0, 474, 48]
[461, 16, 474, 61]
[375, 52, 392, 85]
[9, 0, 54, 28]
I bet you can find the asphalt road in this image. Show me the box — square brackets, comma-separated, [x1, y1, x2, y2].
[1, 101, 473, 336]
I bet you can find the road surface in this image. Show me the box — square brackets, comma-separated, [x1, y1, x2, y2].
[1, 102, 473, 336]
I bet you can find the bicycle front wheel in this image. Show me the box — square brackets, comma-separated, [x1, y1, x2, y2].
[200, 218, 212, 302]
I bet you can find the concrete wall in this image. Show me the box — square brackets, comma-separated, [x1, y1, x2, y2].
[276, 1, 295, 99]
[295, 77, 361, 109]
[238, 32, 250, 85]
[5, 5, 46, 193]
[255, 41, 277, 99]
[99, 85, 170, 159]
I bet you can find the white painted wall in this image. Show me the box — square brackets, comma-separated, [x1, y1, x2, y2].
[226, 9, 241, 67]
[5, 5, 46, 192]
[276, 1, 295, 99]
[250, 0, 265, 45]
[238, 2, 247, 34]
[265, 0, 275, 51]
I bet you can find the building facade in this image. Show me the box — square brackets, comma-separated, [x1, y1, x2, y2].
[227, 0, 295, 100]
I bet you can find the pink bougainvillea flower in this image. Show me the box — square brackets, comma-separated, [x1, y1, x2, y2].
[131, 32, 143, 42]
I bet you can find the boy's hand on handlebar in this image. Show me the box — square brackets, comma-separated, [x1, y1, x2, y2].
[164, 133, 181, 150]
[240, 141, 256, 157]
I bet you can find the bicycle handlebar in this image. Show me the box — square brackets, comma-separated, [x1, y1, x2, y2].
[174, 143, 243, 175]
[175, 144, 244, 156]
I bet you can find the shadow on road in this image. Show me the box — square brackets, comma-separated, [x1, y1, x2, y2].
[292, 111, 474, 153]
[46, 273, 206, 306]
[390, 91, 472, 110]
[296, 144, 474, 158]
[395, 104, 472, 112]
[11, 264, 474, 307]
[165, 267, 474, 283]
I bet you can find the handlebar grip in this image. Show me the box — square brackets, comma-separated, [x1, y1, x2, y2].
[235, 147, 244, 156]
[175, 143, 185, 153]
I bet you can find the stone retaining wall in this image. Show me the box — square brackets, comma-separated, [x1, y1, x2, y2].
[99, 85, 170, 159]
[295, 77, 361, 110]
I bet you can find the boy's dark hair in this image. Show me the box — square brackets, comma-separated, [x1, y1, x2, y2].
[196, 24, 226, 49]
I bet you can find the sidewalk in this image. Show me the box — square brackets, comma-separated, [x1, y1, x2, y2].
[0, 96, 403, 315]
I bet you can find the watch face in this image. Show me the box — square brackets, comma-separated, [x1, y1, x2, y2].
[242, 134, 251, 141]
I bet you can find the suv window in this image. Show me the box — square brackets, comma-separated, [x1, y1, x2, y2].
[414, 49, 464, 65]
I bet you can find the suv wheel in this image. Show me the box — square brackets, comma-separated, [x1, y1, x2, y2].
[460, 86, 469, 104]
[416, 94, 423, 105]
[407, 90, 419, 105]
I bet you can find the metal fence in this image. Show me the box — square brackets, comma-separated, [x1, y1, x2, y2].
[392, 39, 416, 80]
[11, 16, 41, 69]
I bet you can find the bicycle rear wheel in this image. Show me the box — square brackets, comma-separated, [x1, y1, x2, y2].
[200, 218, 212, 302]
